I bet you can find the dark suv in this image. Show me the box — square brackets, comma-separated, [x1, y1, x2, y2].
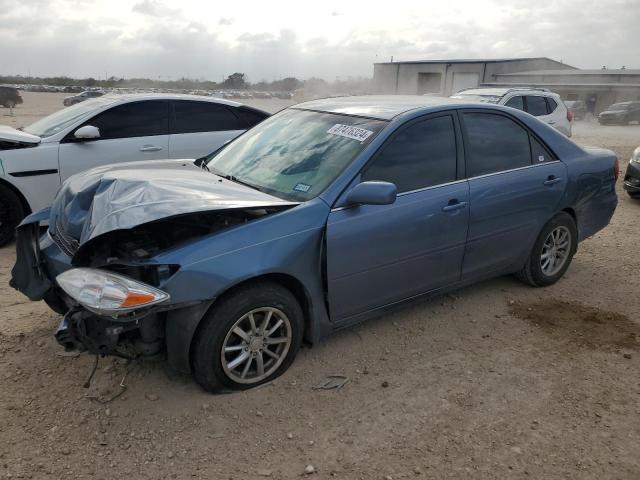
[598, 101, 640, 125]
[0, 86, 23, 108]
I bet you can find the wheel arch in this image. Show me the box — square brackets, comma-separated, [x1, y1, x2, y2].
[0, 177, 32, 215]
[212, 273, 314, 341]
[561, 206, 577, 224]
[166, 272, 315, 374]
[560, 206, 578, 237]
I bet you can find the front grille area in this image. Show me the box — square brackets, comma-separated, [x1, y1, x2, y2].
[50, 217, 79, 257]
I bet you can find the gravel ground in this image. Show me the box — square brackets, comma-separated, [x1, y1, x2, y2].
[1, 92, 639, 479]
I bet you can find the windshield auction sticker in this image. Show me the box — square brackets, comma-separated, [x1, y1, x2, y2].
[293, 183, 311, 193]
[327, 124, 374, 142]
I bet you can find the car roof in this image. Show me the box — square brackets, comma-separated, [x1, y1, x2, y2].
[454, 88, 510, 96]
[99, 93, 245, 108]
[292, 95, 463, 120]
[455, 87, 554, 97]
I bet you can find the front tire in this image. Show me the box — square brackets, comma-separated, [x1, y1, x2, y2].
[192, 282, 304, 393]
[0, 185, 25, 247]
[516, 212, 577, 287]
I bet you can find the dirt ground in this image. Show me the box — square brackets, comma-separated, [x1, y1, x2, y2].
[1, 92, 639, 479]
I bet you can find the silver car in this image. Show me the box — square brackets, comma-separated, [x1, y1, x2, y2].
[452, 87, 572, 137]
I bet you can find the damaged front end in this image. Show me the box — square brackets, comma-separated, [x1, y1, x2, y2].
[11, 159, 298, 362]
[53, 267, 169, 357]
[47, 207, 289, 359]
[56, 307, 166, 358]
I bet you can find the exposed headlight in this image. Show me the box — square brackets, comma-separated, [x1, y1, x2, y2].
[57, 268, 169, 317]
[631, 147, 640, 164]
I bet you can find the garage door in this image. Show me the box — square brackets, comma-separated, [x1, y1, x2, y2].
[452, 73, 480, 94]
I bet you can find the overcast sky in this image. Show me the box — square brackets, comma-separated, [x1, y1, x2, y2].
[0, 0, 637, 81]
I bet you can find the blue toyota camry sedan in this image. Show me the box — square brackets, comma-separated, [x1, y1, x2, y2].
[11, 96, 618, 392]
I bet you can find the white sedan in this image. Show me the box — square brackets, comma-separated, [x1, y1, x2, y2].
[0, 94, 269, 245]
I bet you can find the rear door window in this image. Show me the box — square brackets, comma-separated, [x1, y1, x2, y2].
[84, 100, 169, 139]
[362, 115, 457, 193]
[505, 96, 524, 111]
[526, 96, 548, 116]
[171, 100, 244, 134]
[462, 112, 532, 176]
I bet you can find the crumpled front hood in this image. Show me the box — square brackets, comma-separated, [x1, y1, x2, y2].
[0, 125, 41, 145]
[50, 159, 297, 247]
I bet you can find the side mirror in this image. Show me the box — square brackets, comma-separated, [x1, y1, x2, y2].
[74, 125, 100, 140]
[344, 181, 397, 206]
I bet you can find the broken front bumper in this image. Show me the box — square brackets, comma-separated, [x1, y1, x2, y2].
[10, 207, 227, 373]
[10, 208, 54, 301]
[10, 208, 75, 311]
[10, 210, 197, 362]
[55, 308, 165, 358]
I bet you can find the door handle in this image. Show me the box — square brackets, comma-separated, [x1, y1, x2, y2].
[548, 120, 556, 125]
[442, 200, 468, 212]
[139, 145, 162, 152]
[543, 175, 562, 186]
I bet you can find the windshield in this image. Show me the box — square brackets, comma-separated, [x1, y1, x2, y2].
[451, 93, 502, 104]
[206, 109, 386, 201]
[23, 97, 115, 138]
[608, 103, 630, 111]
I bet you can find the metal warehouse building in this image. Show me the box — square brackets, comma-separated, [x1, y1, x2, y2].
[373, 58, 640, 113]
[486, 69, 640, 114]
[373, 57, 575, 96]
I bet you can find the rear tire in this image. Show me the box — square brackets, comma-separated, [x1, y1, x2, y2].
[4, 100, 16, 108]
[516, 212, 577, 287]
[191, 282, 304, 393]
[0, 185, 25, 247]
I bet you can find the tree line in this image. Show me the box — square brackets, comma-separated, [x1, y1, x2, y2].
[0, 73, 372, 94]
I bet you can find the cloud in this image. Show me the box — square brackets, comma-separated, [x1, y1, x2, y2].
[0, 0, 638, 81]
[131, 0, 178, 17]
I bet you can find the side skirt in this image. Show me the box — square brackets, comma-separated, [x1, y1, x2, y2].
[328, 265, 519, 334]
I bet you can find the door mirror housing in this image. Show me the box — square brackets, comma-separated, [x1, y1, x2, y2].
[345, 181, 397, 206]
[74, 125, 100, 140]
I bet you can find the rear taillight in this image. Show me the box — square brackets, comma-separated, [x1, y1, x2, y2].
[614, 158, 620, 181]
[567, 110, 574, 122]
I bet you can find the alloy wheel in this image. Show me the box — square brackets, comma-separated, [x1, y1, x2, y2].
[540, 226, 571, 276]
[221, 307, 292, 384]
